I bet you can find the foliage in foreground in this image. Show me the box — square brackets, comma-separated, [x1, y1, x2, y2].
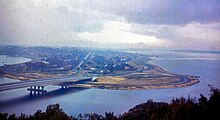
[0, 88, 220, 120]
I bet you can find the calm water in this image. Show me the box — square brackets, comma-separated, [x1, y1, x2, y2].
[0, 55, 31, 67]
[0, 55, 31, 84]
[0, 52, 220, 116]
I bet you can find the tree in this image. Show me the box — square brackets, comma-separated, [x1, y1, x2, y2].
[0, 113, 8, 120]
[45, 104, 71, 120]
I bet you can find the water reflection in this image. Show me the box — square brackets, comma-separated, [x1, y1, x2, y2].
[0, 52, 220, 115]
[0, 87, 86, 108]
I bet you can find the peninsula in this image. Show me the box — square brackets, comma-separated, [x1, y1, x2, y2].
[0, 46, 199, 90]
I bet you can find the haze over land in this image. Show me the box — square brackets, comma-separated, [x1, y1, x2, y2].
[1, 1, 220, 118]
[0, 0, 220, 50]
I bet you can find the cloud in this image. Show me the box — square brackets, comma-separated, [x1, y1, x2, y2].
[169, 22, 220, 50]
[67, 0, 220, 25]
[132, 22, 220, 50]
[0, 0, 219, 50]
[116, 0, 220, 25]
[172, 22, 220, 40]
[77, 21, 172, 48]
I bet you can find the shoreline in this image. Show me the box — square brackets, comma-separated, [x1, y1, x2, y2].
[0, 49, 200, 91]
[0, 63, 200, 90]
[0, 55, 32, 67]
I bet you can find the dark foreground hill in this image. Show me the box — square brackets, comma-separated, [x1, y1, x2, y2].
[0, 88, 220, 120]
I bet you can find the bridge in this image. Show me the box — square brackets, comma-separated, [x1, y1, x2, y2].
[0, 76, 97, 95]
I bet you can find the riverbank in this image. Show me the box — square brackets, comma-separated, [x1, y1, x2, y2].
[0, 46, 200, 90]
[1, 72, 70, 81]
[1, 47, 219, 116]
[1, 62, 199, 90]
[78, 64, 199, 90]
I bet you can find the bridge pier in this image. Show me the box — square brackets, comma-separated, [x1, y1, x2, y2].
[0, 76, 95, 93]
[30, 86, 33, 95]
[34, 86, 36, 95]
[61, 86, 69, 89]
[27, 86, 47, 95]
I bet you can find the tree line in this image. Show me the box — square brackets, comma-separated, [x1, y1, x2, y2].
[0, 88, 220, 120]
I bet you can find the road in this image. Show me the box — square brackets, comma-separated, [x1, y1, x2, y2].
[77, 51, 92, 68]
[0, 76, 92, 92]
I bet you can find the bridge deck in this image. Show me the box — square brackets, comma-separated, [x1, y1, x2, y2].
[0, 76, 92, 92]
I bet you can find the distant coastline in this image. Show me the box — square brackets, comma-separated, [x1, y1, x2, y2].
[0, 55, 31, 67]
[0, 46, 200, 90]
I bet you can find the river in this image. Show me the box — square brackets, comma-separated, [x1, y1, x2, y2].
[0, 51, 220, 116]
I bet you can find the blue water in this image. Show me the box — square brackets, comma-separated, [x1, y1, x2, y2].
[0, 55, 31, 67]
[0, 52, 220, 116]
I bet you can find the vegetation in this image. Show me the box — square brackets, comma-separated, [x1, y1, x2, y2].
[0, 88, 220, 120]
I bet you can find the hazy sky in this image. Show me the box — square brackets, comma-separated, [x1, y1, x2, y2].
[0, 0, 220, 50]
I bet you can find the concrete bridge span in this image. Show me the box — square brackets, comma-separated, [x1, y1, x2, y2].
[0, 76, 96, 95]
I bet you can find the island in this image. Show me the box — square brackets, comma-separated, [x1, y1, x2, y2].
[0, 46, 199, 90]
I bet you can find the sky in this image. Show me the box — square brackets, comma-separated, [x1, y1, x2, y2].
[0, 0, 220, 50]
